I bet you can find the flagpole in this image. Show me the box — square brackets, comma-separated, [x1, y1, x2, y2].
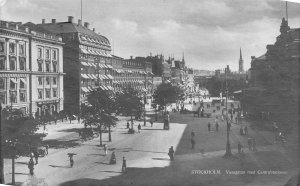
[286, 1, 288, 23]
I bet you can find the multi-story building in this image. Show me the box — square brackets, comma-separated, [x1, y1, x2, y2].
[122, 56, 153, 95]
[37, 16, 113, 113]
[0, 21, 31, 115]
[24, 23, 64, 116]
[0, 20, 64, 116]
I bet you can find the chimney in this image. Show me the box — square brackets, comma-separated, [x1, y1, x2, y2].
[130, 56, 133, 59]
[68, 16, 74, 23]
[15, 24, 19, 30]
[42, 19, 45, 24]
[52, 19, 56, 24]
[84, 22, 89, 29]
[93, 28, 95, 32]
[78, 19, 82, 25]
[251, 56, 256, 60]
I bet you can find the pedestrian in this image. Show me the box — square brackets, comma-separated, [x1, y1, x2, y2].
[230, 114, 233, 121]
[68, 153, 76, 167]
[34, 151, 39, 164]
[191, 130, 195, 137]
[138, 124, 141, 133]
[248, 138, 252, 151]
[54, 116, 57, 125]
[103, 144, 108, 156]
[252, 138, 257, 151]
[191, 138, 195, 149]
[28, 158, 34, 175]
[215, 122, 219, 132]
[168, 146, 175, 161]
[244, 126, 248, 135]
[240, 127, 244, 135]
[122, 156, 127, 173]
[126, 121, 130, 129]
[43, 125, 46, 132]
[45, 144, 49, 155]
[110, 151, 116, 164]
[208, 122, 211, 132]
[238, 142, 243, 154]
[150, 120, 153, 127]
[77, 115, 80, 123]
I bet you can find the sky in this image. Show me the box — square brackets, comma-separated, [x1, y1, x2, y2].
[0, 0, 300, 71]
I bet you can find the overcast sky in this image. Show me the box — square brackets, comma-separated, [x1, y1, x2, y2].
[1, 0, 300, 71]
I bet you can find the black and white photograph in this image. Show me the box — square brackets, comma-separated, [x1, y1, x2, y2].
[0, 0, 299, 185]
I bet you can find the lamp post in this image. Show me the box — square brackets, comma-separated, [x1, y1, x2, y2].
[223, 67, 232, 158]
[144, 72, 147, 126]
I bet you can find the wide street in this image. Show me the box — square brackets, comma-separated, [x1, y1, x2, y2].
[4, 99, 299, 186]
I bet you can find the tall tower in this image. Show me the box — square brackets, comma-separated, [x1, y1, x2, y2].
[239, 48, 244, 73]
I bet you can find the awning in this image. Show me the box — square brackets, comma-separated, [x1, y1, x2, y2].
[91, 74, 98, 79]
[107, 86, 114, 90]
[10, 78, 17, 84]
[20, 78, 27, 84]
[80, 48, 89, 54]
[88, 87, 94, 91]
[102, 75, 109, 79]
[81, 87, 89, 93]
[141, 88, 147, 92]
[81, 62, 89, 66]
[106, 64, 113, 68]
[233, 90, 242, 94]
[148, 72, 154, 75]
[89, 63, 96, 67]
[148, 80, 152, 84]
[106, 74, 114, 79]
[86, 74, 94, 79]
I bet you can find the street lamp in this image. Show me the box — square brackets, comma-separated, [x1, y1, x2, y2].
[223, 67, 232, 158]
[144, 72, 147, 126]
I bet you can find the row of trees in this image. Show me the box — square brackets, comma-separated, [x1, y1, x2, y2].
[80, 86, 144, 145]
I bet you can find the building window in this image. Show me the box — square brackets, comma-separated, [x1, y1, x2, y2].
[52, 50, 57, 60]
[52, 62, 57, 72]
[19, 44, 25, 56]
[9, 43, 16, 54]
[38, 61, 43, 71]
[10, 79, 16, 89]
[45, 62, 50, 72]
[53, 88, 57, 97]
[38, 89, 43, 99]
[9, 57, 16, 70]
[38, 77, 43, 86]
[9, 91, 17, 103]
[53, 77, 57, 85]
[20, 79, 25, 89]
[0, 41, 4, 53]
[0, 92, 6, 104]
[45, 49, 50, 59]
[45, 89, 50, 98]
[19, 57, 26, 70]
[0, 78, 5, 89]
[0, 57, 5, 70]
[20, 90, 26, 102]
[46, 77, 50, 85]
[38, 48, 42, 59]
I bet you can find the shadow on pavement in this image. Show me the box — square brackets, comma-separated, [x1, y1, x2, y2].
[49, 165, 71, 168]
[12, 172, 28, 175]
[95, 162, 110, 165]
[152, 158, 170, 161]
[87, 154, 106, 156]
[44, 139, 81, 149]
[16, 162, 28, 165]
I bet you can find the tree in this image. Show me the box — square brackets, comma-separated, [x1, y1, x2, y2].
[1, 107, 47, 184]
[152, 83, 184, 112]
[115, 86, 143, 126]
[81, 88, 117, 145]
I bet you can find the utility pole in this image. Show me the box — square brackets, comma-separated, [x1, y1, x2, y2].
[224, 67, 232, 158]
[0, 103, 4, 184]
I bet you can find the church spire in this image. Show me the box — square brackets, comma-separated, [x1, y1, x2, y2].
[239, 48, 244, 73]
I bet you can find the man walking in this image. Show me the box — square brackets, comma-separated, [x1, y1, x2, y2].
[34, 151, 39, 165]
[168, 146, 175, 161]
[208, 122, 211, 132]
[103, 144, 108, 156]
[215, 122, 219, 132]
[28, 158, 34, 176]
[238, 142, 243, 154]
[122, 156, 127, 172]
[138, 124, 141, 133]
[191, 137, 195, 149]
